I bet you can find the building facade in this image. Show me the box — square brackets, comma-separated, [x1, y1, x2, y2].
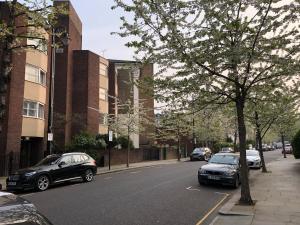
[0, 0, 156, 175]
[0, 2, 50, 175]
[72, 50, 109, 136]
[108, 60, 155, 150]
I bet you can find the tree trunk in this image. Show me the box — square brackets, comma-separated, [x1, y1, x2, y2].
[236, 99, 253, 205]
[127, 130, 130, 167]
[177, 134, 181, 161]
[255, 112, 267, 173]
[281, 134, 286, 158]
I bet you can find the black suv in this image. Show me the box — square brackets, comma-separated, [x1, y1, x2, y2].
[6, 153, 97, 192]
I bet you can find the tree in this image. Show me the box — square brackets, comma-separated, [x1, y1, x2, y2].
[113, 0, 300, 204]
[156, 108, 191, 161]
[292, 130, 300, 159]
[272, 97, 299, 158]
[0, 0, 65, 131]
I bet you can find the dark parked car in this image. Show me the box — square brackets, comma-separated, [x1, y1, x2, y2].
[198, 153, 240, 188]
[0, 191, 53, 225]
[190, 147, 212, 161]
[6, 152, 97, 192]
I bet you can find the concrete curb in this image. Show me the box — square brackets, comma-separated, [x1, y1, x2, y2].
[218, 211, 254, 216]
[96, 159, 190, 176]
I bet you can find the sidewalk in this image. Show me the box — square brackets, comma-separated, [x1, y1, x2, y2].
[0, 158, 188, 191]
[211, 155, 300, 225]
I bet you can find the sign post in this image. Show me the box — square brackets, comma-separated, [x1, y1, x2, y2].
[108, 131, 113, 170]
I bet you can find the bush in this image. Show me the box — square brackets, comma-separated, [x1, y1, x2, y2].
[292, 130, 300, 159]
[67, 132, 106, 161]
[117, 136, 134, 149]
[96, 134, 133, 149]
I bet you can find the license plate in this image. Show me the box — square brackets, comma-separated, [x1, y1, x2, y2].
[7, 182, 16, 186]
[208, 175, 220, 180]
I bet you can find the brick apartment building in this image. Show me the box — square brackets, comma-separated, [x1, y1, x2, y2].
[0, 2, 51, 175]
[52, 0, 110, 149]
[0, 0, 155, 175]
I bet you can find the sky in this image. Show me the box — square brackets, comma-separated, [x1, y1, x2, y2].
[70, 0, 134, 61]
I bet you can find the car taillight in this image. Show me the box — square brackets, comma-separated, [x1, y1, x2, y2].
[92, 160, 96, 166]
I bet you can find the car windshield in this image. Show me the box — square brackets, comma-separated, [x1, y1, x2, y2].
[246, 150, 259, 156]
[35, 155, 61, 166]
[209, 155, 238, 165]
[193, 148, 204, 153]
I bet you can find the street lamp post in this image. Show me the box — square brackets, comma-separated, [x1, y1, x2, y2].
[47, 28, 69, 155]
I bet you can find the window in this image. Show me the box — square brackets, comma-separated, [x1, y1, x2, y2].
[99, 64, 107, 76]
[27, 38, 48, 54]
[99, 88, 108, 101]
[99, 113, 108, 125]
[80, 155, 89, 162]
[72, 155, 82, 163]
[25, 64, 46, 85]
[60, 156, 72, 165]
[23, 100, 44, 119]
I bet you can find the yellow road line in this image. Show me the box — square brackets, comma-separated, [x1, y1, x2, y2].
[195, 194, 229, 225]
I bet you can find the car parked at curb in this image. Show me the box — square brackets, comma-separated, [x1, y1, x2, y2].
[190, 147, 212, 161]
[219, 147, 234, 153]
[246, 150, 261, 169]
[198, 153, 241, 188]
[282, 144, 293, 154]
[6, 152, 97, 192]
[0, 191, 53, 225]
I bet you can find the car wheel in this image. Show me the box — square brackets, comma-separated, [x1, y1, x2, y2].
[83, 169, 94, 182]
[198, 180, 205, 186]
[37, 175, 50, 191]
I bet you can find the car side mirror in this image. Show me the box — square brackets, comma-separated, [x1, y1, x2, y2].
[58, 161, 66, 167]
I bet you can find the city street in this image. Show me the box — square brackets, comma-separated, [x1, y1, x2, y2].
[21, 150, 282, 225]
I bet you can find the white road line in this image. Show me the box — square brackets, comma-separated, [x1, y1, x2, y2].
[186, 186, 201, 192]
[130, 171, 141, 174]
[214, 191, 230, 196]
[20, 193, 33, 197]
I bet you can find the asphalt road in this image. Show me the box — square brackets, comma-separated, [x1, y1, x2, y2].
[21, 150, 282, 225]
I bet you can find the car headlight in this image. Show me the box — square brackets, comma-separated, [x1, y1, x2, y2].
[199, 168, 206, 174]
[224, 170, 236, 176]
[25, 171, 37, 177]
[254, 159, 260, 161]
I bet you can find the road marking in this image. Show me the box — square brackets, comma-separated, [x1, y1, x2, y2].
[195, 193, 230, 225]
[186, 186, 201, 192]
[104, 177, 112, 180]
[20, 193, 33, 197]
[214, 191, 229, 195]
[130, 171, 141, 174]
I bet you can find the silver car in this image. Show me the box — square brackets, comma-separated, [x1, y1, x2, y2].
[246, 150, 261, 169]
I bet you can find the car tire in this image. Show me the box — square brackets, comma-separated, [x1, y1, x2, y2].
[36, 175, 50, 191]
[83, 169, 94, 182]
